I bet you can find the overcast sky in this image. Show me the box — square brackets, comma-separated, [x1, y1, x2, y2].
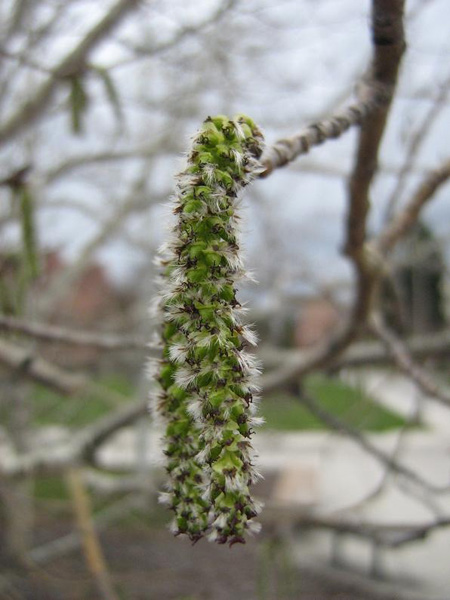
[2, 0, 450, 296]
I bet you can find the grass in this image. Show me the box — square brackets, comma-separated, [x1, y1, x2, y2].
[29, 372, 408, 504]
[261, 373, 408, 432]
[31, 371, 407, 433]
[32, 373, 131, 427]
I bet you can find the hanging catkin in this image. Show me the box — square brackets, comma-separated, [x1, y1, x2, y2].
[151, 115, 264, 545]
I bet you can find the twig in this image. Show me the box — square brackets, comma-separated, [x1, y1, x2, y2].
[0, 399, 148, 478]
[382, 71, 450, 222]
[261, 0, 406, 392]
[298, 392, 445, 498]
[273, 510, 450, 549]
[261, 82, 390, 177]
[38, 165, 151, 314]
[0, 314, 151, 351]
[370, 313, 450, 410]
[78, 399, 148, 463]
[260, 327, 450, 372]
[0, 337, 89, 395]
[377, 158, 450, 254]
[0, 0, 138, 146]
[65, 468, 120, 600]
[117, 0, 237, 67]
[28, 494, 142, 564]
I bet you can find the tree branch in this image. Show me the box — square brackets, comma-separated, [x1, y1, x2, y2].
[260, 82, 390, 177]
[269, 510, 450, 549]
[0, 315, 150, 351]
[66, 468, 120, 600]
[0, 0, 137, 146]
[0, 338, 88, 395]
[297, 392, 445, 498]
[376, 158, 450, 254]
[370, 313, 450, 410]
[382, 71, 450, 222]
[261, 0, 406, 392]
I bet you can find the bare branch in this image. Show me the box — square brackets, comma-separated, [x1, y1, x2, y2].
[117, 0, 237, 67]
[261, 83, 390, 177]
[275, 510, 450, 549]
[0, 315, 150, 351]
[260, 327, 450, 372]
[0, 394, 148, 478]
[0, 0, 137, 146]
[65, 468, 120, 600]
[383, 71, 450, 222]
[297, 393, 445, 498]
[370, 313, 450, 410]
[38, 166, 152, 314]
[261, 0, 406, 392]
[0, 337, 137, 411]
[0, 337, 88, 395]
[377, 158, 450, 254]
[78, 400, 148, 463]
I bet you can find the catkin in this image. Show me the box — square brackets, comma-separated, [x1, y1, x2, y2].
[151, 115, 264, 545]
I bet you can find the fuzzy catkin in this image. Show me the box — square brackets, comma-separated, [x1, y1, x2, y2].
[151, 115, 264, 545]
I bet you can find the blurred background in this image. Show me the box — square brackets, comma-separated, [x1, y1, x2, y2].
[1, 1, 450, 598]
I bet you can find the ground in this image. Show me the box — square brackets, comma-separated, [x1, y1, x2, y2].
[2, 510, 411, 600]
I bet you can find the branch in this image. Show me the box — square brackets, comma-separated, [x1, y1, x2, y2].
[0, 337, 88, 395]
[0, 315, 151, 351]
[344, 0, 405, 257]
[382, 71, 450, 222]
[269, 510, 450, 549]
[370, 313, 450, 410]
[0, 336, 151, 476]
[376, 158, 450, 254]
[297, 393, 446, 498]
[118, 0, 236, 67]
[1, 396, 148, 478]
[38, 165, 152, 314]
[0, 0, 137, 146]
[261, 0, 406, 392]
[65, 468, 120, 600]
[29, 495, 140, 564]
[78, 399, 148, 463]
[261, 82, 389, 177]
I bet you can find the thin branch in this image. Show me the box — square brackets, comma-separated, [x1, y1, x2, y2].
[65, 468, 120, 600]
[38, 165, 152, 314]
[42, 147, 166, 184]
[383, 71, 450, 222]
[115, 0, 236, 68]
[279, 511, 450, 549]
[370, 313, 450, 410]
[1, 396, 148, 478]
[377, 158, 450, 254]
[261, 0, 406, 392]
[0, 337, 89, 395]
[259, 326, 450, 368]
[78, 399, 148, 463]
[29, 494, 141, 565]
[297, 392, 446, 499]
[0, 0, 137, 146]
[0, 315, 151, 351]
[261, 82, 390, 177]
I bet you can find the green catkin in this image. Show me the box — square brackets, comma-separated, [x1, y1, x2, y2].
[151, 114, 265, 545]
